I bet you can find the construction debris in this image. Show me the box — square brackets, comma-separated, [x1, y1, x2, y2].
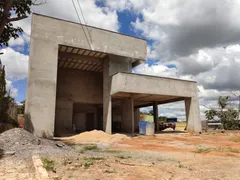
[0, 128, 75, 162]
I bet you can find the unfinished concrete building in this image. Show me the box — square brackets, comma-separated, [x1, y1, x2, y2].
[25, 14, 202, 138]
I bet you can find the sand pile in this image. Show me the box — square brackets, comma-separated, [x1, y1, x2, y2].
[62, 130, 130, 144]
[162, 128, 175, 132]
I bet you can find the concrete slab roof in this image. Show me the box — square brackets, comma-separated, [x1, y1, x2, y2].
[111, 72, 197, 83]
[111, 72, 198, 101]
[33, 13, 146, 41]
[31, 13, 147, 61]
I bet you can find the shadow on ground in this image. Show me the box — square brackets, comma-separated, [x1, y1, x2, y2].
[156, 130, 187, 134]
[0, 149, 3, 159]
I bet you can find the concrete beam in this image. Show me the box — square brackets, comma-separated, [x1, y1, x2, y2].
[111, 72, 197, 97]
[132, 60, 144, 68]
[135, 97, 184, 108]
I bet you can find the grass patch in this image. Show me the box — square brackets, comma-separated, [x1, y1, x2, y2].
[84, 157, 105, 161]
[115, 155, 131, 159]
[83, 161, 94, 169]
[195, 146, 240, 153]
[41, 158, 55, 172]
[232, 137, 240, 142]
[104, 150, 122, 154]
[215, 147, 240, 153]
[178, 161, 184, 168]
[104, 170, 115, 173]
[195, 147, 211, 153]
[83, 157, 105, 169]
[83, 145, 98, 151]
[74, 144, 99, 153]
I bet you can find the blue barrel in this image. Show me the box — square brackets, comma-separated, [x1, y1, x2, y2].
[139, 121, 146, 135]
[146, 122, 155, 136]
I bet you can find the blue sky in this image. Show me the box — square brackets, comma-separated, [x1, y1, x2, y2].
[2, 0, 240, 120]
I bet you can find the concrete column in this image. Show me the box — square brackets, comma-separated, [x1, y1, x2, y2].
[185, 96, 202, 133]
[130, 97, 134, 134]
[122, 97, 134, 134]
[134, 108, 140, 132]
[25, 38, 58, 138]
[103, 58, 112, 134]
[153, 102, 158, 131]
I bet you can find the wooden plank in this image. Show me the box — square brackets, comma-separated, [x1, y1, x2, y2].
[78, 49, 85, 54]
[59, 51, 102, 65]
[72, 48, 79, 54]
[84, 50, 91, 56]
[60, 45, 67, 52]
[69, 62, 75, 69]
[94, 52, 101, 57]
[77, 63, 86, 70]
[91, 65, 100, 72]
[89, 51, 96, 56]
[64, 61, 70, 68]
[99, 53, 106, 58]
[82, 64, 90, 71]
[73, 63, 80, 69]
[86, 65, 94, 71]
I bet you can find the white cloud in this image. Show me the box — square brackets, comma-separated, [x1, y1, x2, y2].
[126, 0, 240, 59]
[13, 0, 119, 38]
[6, 80, 18, 98]
[1, 48, 29, 80]
[133, 63, 178, 78]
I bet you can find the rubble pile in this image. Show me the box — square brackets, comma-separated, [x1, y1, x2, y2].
[0, 128, 75, 162]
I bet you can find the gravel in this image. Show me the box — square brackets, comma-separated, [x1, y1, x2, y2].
[0, 128, 77, 163]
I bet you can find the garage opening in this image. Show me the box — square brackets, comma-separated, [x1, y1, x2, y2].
[54, 45, 105, 137]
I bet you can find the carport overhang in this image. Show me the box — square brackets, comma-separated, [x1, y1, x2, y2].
[110, 72, 198, 100]
[110, 72, 202, 133]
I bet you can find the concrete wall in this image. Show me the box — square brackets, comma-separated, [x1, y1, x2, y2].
[73, 103, 97, 133]
[109, 55, 132, 76]
[57, 68, 103, 104]
[31, 14, 147, 60]
[55, 100, 73, 136]
[54, 69, 102, 136]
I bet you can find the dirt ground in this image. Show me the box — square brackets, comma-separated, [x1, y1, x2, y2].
[45, 131, 240, 180]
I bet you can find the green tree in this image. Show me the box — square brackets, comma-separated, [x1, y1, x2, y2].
[0, 63, 6, 121]
[205, 109, 217, 121]
[0, 0, 44, 46]
[205, 96, 239, 130]
[17, 100, 25, 114]
[218, 109, 238, 130]
[149, 110, 154, 116]
[158, 116, 167, 122]
[218, 96, 229, 109]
